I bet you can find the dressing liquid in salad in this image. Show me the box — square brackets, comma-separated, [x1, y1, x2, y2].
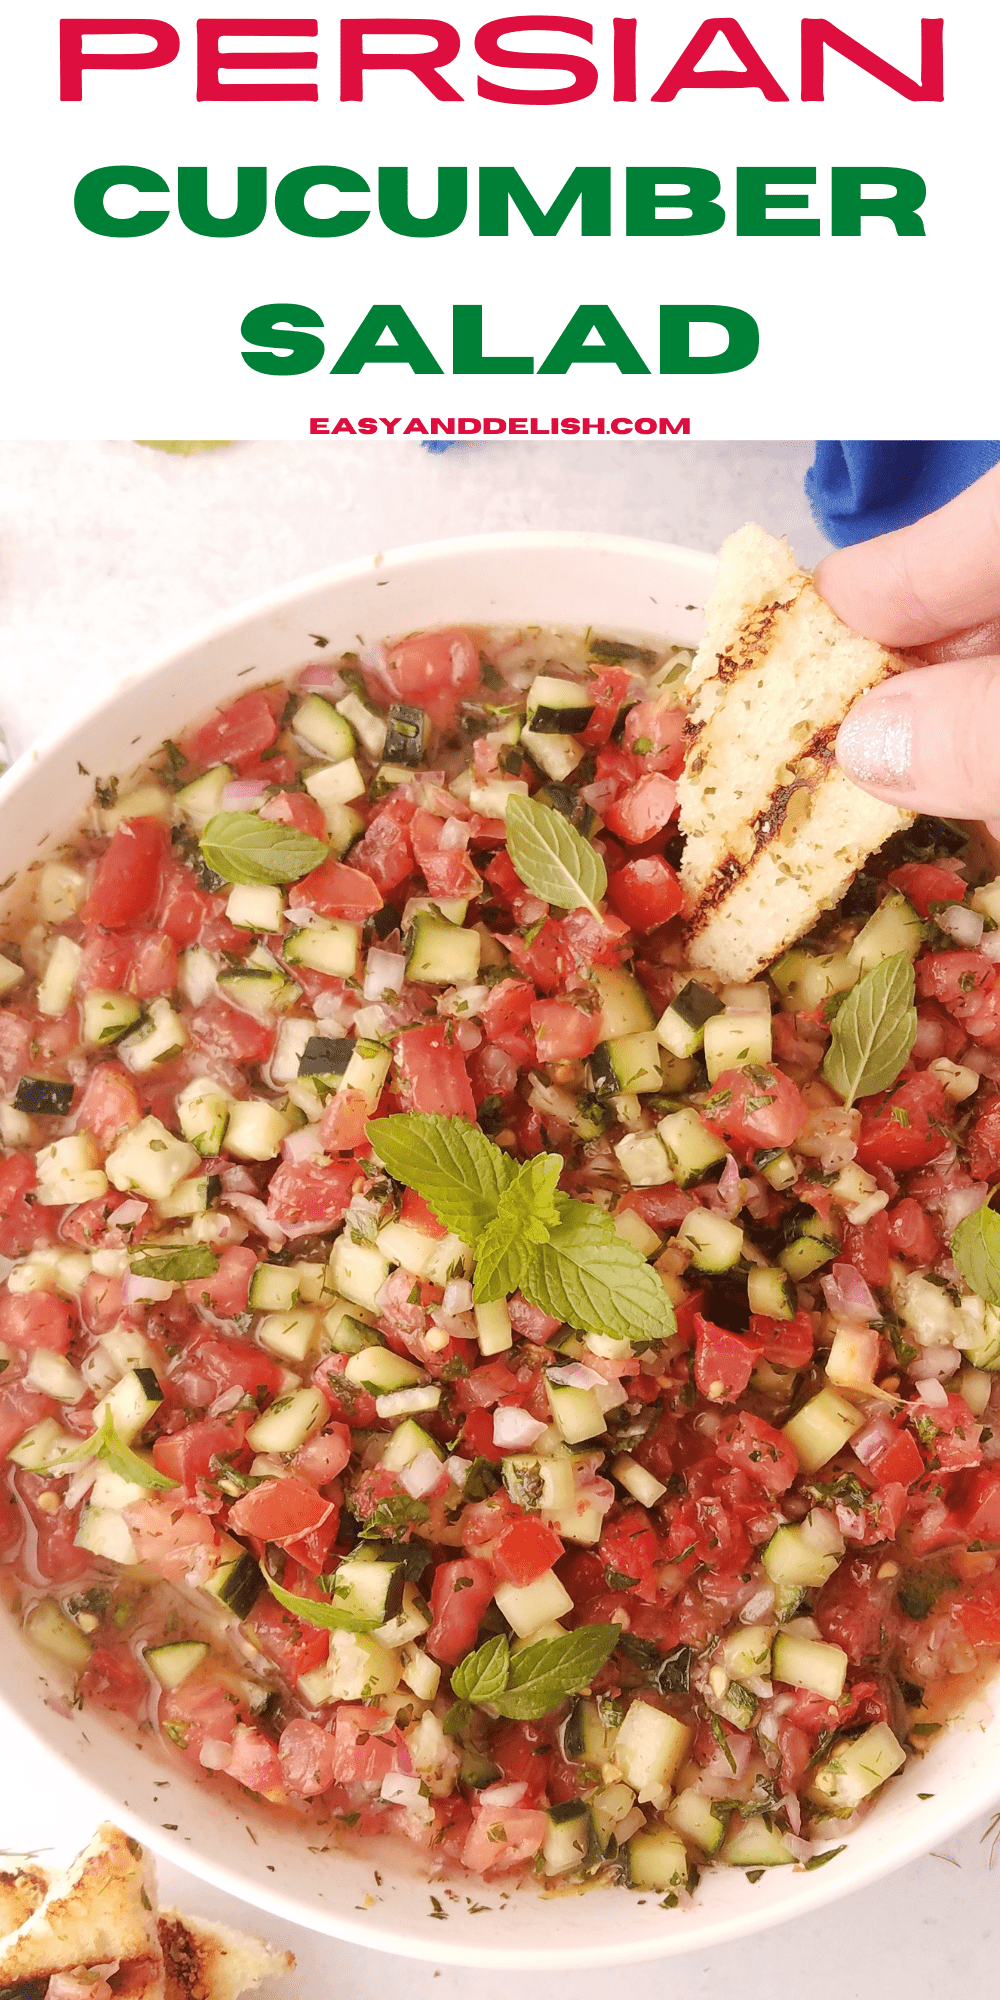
[3, 621, 1000, 1898]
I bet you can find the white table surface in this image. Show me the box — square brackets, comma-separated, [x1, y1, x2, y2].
[1, 437, 997, 1993]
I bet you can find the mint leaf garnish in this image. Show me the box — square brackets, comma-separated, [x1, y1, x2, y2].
[525, 1196, 675, 1345]
[951, 1202, 1000, 1306]
[366, 1112, 516, 1243]
[473, 1155, 563, 1305]
[492, 1624, 621, 1720]
[451, 1633, 510, 1705]
[823, 952, 917, 1108]
[130, 1246, 219, 1284]
[262, 1560, 405, 1634]
[50, 1407, 178, 1490]
[200, 811, 328, 886]
[505, 794, 607, 921]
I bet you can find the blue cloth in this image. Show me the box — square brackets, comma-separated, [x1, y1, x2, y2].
[807, 441, 1000, 548]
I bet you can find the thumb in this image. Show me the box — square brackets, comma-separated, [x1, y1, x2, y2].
[836, 654, 1000, 823]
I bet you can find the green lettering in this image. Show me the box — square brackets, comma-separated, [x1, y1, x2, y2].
[452, 306, 533, 374]
[479, 166, 610, 237]
[625, 168, 725, 237]
[241, 303, 325, 376]
[660, 305, 759, 374]
[379, 167, 467, 237]
[74, 165, 169, 238]
[177, 167, 267, 238]
[831, 168, 926, 237]
[274, 167, 370, 238]
[736, 168, 819, 236]
[331, 305, 443, 375]
[538, 305, 649, 375]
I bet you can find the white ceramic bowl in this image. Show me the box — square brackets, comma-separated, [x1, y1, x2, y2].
[1, 531, 998, 1966]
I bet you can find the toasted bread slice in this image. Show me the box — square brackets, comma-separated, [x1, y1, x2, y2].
[159, 1909, 294, 2000]
[677, 524, 914, 982]
[0, 1862, 49, 1936]
[0, 1823, 161, 1988]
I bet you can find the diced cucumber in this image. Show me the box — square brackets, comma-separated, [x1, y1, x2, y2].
[591, 965, 655, 1040]
[36, 936, 83, 1019]
[762, 1509, 844, 1593]
[329, 1555, 406, 1630]
[7, 1416, 77, 1470]
[373, 1579, 434, 1648]
[226, 884, 286, 933]
[589, 1782, 637, 1855]
[339, 1040, 392, 1113]
[772, 1630, 848, 1699]
[294, 694, 357, 762]
[303, 756, 366, 816]
[145, 1640, 209, 1690]
[34, 1133, 109, 1207]
[299, 1627, 401, 1704]
[825, 1325, 880, 1391]
[704, 1009, 773, 1082]
[75, 1504, 139, 1565]
[370, 761, 419, 801]
[383, 702, 428, 767]
[783, 1387, 862, 1472]
[755, 1146, 798, 1192]
[99, 782, 172, 832]
[24, 1597, 93, 1672]
[469, 778, 530, 820]
[257, 1309, 321, 1363]
[25, 1349, 86, 1403]
[747, 1265, 796, 1320]
[656, 1107, 727, 1189]
[218, 961, 299, 1019]
[202, 1541, 261, 1618]
[474, 1298, 513, 1355]
[320, 1300, 377, 1355]
[772, 950, 857, 1013]
[779, 1218, 839, 1280]
[246, 1384, 328, 1452]
[546, 1377, 607, 1444]
[613, 1208, 661, 1259]
[520, 727, 583, 784]
[249, 1264, 300, 1311]
[178, 944, 220, 1009]
[543, 1801, 593, 1875]
[848, 890, 924, 975]
[119, 996, 187, 1074]
[656, 980, 723, 1059]
[176, 763, 232, 829]
[591, 1030, 663, 1097]
[176, 1077, 231, 1157]
[614, 1700, 691, 1791]
[38, 861, 87, 924]
[95, 1365, 163, 1445]
[626, 1826, 689, 1892]
[668, 1787, 726, 1856]
[399, 1644, 441, 1701]
[502, 1453, 575, 1513]
[494, 1567, 573, 1637]
[345, 1345, 424, 1394]
[526, 674, 595, 734]
[722, 1817, 794, 1868]
[808, 1721, 906, 1812]
[614, 1130, 670, 1187]
[323, 800, 367, 859]
[675, 1208, 744, 1273]
[406, 913, 481, 985]
[0, 953, 26, 998]
[223, 1098, 290, 1162]
[284, 919, 360, 978]
[82, 990, 143, 1047]
[328, 1236, 391, 1311]
[336, 689, 388, 760]
[721, 1624, 774, 1683]
[380, 1418, 443, 1471]
[611, 1453, 667, 1507]
[563, 1696, 617, 1766]
[377, 1219, 446, 1280]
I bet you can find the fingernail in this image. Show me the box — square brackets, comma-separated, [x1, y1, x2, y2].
[837, 690, 913, 791]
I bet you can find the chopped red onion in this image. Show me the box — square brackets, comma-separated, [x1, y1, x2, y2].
[359, 642, 397, 698]
[221, 780, 268, 811]
[398, 1449, 447, 1499]
[980, 933, 1000, 964]
[739, 1585, 776, 1623]
[446, 1455, 472, 1486]
[364, 950, 406, 1002]
[121, 1270, 174, 1306]
[821, 1262, 878, 1324]
[548, 1362, 604, 1391]
[914, 1373, 950, 1405]
[493, 1406, 547, 1449]
[429, 1306, 478, 1341]
[296, 662, 346, 696]
[210, 1384, 246, 1417]
[574, 1470, 615, 1515]
[479, 1781, 528, 1808]
[783, 1791, 802, 1835]
[439, 816, 471, 851]
[717, 1153, 741, 1216]
[282, 1125, 325, 1165]
[938, 904, 983, 947]
[443, 1279, 474, 1315]
[199, 1739, 233, 1772]
[852, 1415, 896, 1465]
[224, 1192, 286, 1244]
[910, 1348, 961, 1385]
[783, 1833, 817, 1863]
[454, 1020, 483, 1053]
[380, 1772, 426, 1808]
[112, 1199, 147, 1229]
[219, 1165, 260, 1194]
[940, 1183, 989, 1234]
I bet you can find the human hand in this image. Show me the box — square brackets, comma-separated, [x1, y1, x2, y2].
[815, 464, 1000, 835]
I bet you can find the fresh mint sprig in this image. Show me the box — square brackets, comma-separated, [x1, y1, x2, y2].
[200, 811, 328, 886]
[823, 951, 917, 1107]
[450, 1624, 620, 1721]
[368, 1113, 675, 1345]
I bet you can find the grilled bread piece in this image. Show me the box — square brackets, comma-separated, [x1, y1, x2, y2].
[159, 1909, 294, 2000]
[0, 1823, 162, 1990]
[677, 524, 914, 982]
[0, 1863, 49, 1937]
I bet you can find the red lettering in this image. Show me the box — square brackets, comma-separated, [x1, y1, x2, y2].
[611, 417, 632, 433]
[404, 417, 430, 433]
[331, 417, 356, 432]
[613, 16, 637, 101]
[483, 418, 506, 433]
[580, 417, 606, 433]
[197, 18, 318, 102]
[660, 417, 691, 434]
[340, 18, 462, 100]
[358, 417, 378, 433]
[801, 18, 943, 102]
[652, 17, 788, 102]
[458, 417, 481, 433]
[476, 15, 597, 105]
[60, 16, 180, 100]
[508, 417, 527, 432]
[309, 417, 329, 433]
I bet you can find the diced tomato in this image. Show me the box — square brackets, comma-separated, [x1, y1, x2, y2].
[393, 1023, 476, 1120]
[868, 1425, 924, 1491]
[493, 1516, 564, 1587]
[0, 1155, 58, 1257]
[426, 1556, 495, 1664]
[460, 1406, 504, 1463]
[578, 666, 631, 748]
[480, 979, 536, 1043]
[349, 797, 415, 897]
[76, 1063, 143, 1149]
[381, 626, 481, 729]
[190, 997, 276, 1066]
[279, 1717, 339, 1797]
[169, 1331, 284, 1409]
[462, 1806, 547, 1876]
[318, 1088, 370, 1153]
[294, 1425, 352, 1485]
[183, 1244, 257, 1318]
[529, 997, 601, 1061]
[716, 1411, 799, 1493]
[561, 907, 631, 971]
[80, 818, 169, 929]
[969, 1098, 1000, 1181]
[606, 854, 683, 931]
[329, 1704, 410, 1785]
[228, 1476, 339, 1573]
[693, 1315, 762, 1403]
[248, 1583, 330, 1683]
[313, 1353, 379, 1429]
[455, 1359, 521, 1410]
[266, 1157, 358, 1233]
[126, 1497, 222, 1582]
[410, 810, 482, 901]
[400, 1187, 449, 1239]
[815, 1555, 896, 1663]
[599, 1506, 660, 1597]
[260, 790, 328, 841]
[484, 852, 547, 926]
[702, 1064, 807, 1154]
[840, 1209, 890, 1289]
[856, 1073, 949, 1174]
[887, 1196, 941, 1264]
[293, 856, 384, 921]
[503, 918, 575, 996]
[616, 1183, 695, 1232]
[955, 1577, 1000, 1644]
[77, 1645, 147, 1719]
[183, 690, 279, 772]
[748, 1309, 814, 1372]
[0, 1290, 75, 1354]
[160, 1677, 246, 1764]
[507, 1294, 562, 1344]
[603, 772, 678, 844]
[489, 1719, 555, 1805]
[0, 1385, 57, 1460]
[152, 1409, 252, 1494]
[916, 951, 994, 1020]
[225, 1723, 286, 1797]
[887, 864, 966, 920]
